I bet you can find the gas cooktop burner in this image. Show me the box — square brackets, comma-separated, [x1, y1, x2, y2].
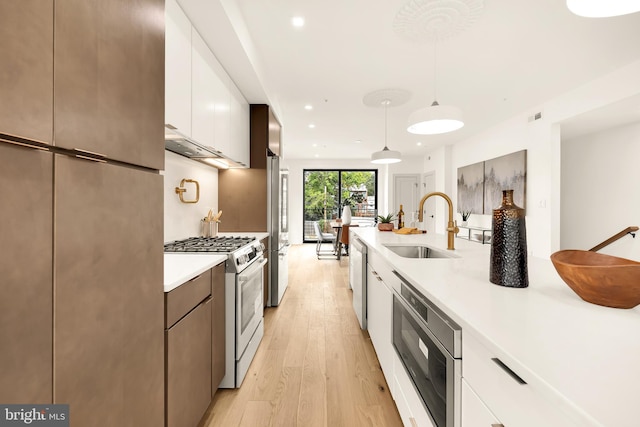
[163, 236, 256, 253]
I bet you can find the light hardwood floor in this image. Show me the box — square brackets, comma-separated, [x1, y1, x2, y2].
[198, 244, 403, 427]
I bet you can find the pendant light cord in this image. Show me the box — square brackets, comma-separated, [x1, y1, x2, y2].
[383, 99, 390, 149]
[433, 41, 438, 103]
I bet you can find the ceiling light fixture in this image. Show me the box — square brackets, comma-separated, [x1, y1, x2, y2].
[567, 0, 640, 17]
[304, 104, 313, 110]
[371, 99, 402, 164]
[291, 16, 305, 27]
[408, 42, 464, 135]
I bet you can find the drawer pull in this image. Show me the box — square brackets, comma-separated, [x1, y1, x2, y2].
[491, 424, 504, 427]
[491, 357, 527, 385]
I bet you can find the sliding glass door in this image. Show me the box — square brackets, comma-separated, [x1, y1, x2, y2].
[303, 169, 377, 242]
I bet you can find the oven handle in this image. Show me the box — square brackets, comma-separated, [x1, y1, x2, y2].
[238, 258, 268, 283]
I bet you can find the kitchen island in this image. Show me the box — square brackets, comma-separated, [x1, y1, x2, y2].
[353, 227, 639, 427]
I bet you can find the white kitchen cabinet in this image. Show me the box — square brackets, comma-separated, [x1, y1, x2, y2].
[191, 29, 251, 167]
[192, 30, 221, 149]
[463, 331, 581, 427]
[366, 258, 394, 381]
[393, 351, 435, 427]
[461, 379, 501, 427]
[228, 88, 250, 166]
[165, 0, 192, 136]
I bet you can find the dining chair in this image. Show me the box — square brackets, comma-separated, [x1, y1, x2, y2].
[313, 221, 337, 259]
[339, 224, 359, 256]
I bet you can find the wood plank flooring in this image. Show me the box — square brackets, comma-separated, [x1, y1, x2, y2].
[198, 244, 403, 427]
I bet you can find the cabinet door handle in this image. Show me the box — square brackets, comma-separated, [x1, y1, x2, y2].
[491, 357, 527, 385]
[491, 424, 504, 427]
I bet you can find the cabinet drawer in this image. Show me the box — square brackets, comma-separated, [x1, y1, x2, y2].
[166, 269, 212, 328]
[461, 378, 500, 427]
[463, 332, 580, 427]
[368, 250, 395, 292]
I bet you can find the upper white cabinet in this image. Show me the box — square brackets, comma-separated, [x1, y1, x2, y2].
[191, 30, 225, 149]
[165, 0, 250, 167]
[165, 0, 192, 136]
[228, 88, 250, 166]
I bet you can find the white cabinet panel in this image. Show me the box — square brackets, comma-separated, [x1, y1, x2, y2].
[165, 0, 192, 135]
[393, 351, 435, 427]
[463, 332, 581, 427]
[461, 379, 501, 427]
[367, 263, 394, 381]
[191, 30, 219, 148]
[228, 89, 250, 166]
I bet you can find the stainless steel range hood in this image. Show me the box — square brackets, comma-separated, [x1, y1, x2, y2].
[164, 124, 247, 169]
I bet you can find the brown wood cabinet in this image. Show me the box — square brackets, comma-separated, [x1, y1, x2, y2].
[0, 144, 53, 403]
[211, 263, 226, 394]
[54, 0, 165, 170]
[249, 104, 281, 168]
[54, 155, 164, 427]
[218, 168, 268, 232]
[166, 298, 212, 427]
[0, 1, 54, 144]
[165, 269, 213, 427]
[0, 0, 165, 424]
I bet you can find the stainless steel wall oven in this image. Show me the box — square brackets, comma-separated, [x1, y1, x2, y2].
[392, 274, 462, 427]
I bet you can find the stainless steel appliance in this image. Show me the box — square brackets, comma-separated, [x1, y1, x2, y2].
[392, 273, 462, 427]
[349, 236, 367, 329]
[267, 155, 290, 306]
[164, 236, 266, 388]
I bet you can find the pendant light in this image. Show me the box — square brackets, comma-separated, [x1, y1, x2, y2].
[567, 0, 640, 17]
[371, 99, 402, 164]
[407, 41, 464, 135]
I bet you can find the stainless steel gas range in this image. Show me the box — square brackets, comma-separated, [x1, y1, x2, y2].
[164, 236, 266, 388]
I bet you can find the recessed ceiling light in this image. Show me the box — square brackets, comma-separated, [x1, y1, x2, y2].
[292, 16, 305, 27]
[304, 105, 313, 110]
[314, 154, 319, 158]
[416, 142, 422, 146]
[354, 140, 362, 144]
[312, 143, 317, 147]
[308, 124, 315, 129]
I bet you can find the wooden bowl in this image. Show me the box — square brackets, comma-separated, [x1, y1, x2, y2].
[550, 250, 640, 309]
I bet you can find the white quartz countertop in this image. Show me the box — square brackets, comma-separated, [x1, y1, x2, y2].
[353, 227, 640, 427]
[164, 253, 227, 292]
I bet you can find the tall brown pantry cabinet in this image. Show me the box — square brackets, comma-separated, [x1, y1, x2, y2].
[0, 1, 165, 426]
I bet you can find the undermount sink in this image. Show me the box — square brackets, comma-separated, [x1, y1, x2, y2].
[550, 250, 640, 309]
[384, 244, 458, 259]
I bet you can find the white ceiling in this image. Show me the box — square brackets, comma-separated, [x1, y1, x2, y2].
[177, 0, 640, 160]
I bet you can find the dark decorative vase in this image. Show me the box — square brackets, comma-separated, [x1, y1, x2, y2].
[490, 190, 528, 288]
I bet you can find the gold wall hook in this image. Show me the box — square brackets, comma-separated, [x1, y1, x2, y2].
[175, 179, 200, 204]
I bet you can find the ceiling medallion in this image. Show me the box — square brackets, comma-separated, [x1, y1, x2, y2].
[393, 0, 484, 42]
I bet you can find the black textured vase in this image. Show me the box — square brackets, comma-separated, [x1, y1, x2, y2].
[490, 190, 528, 288]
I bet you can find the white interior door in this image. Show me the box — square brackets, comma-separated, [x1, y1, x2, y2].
[421, 173, 436, 231]
[393, 174, 419, 226]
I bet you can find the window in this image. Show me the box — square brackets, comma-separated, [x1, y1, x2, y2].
[303, 169, 377, 242]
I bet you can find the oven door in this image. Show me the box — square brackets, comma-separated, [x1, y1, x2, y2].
[236, 257, 267, 357]
[393, 293, 460, 427]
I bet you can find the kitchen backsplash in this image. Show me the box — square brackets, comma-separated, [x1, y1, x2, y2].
[163, 151, 218, 242]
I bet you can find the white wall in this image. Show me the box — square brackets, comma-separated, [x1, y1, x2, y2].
[561, 122, 640, 260]
[436, 59, 640, 258]
[285, 157, 424, 244]
[163, 151, 219, 242]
